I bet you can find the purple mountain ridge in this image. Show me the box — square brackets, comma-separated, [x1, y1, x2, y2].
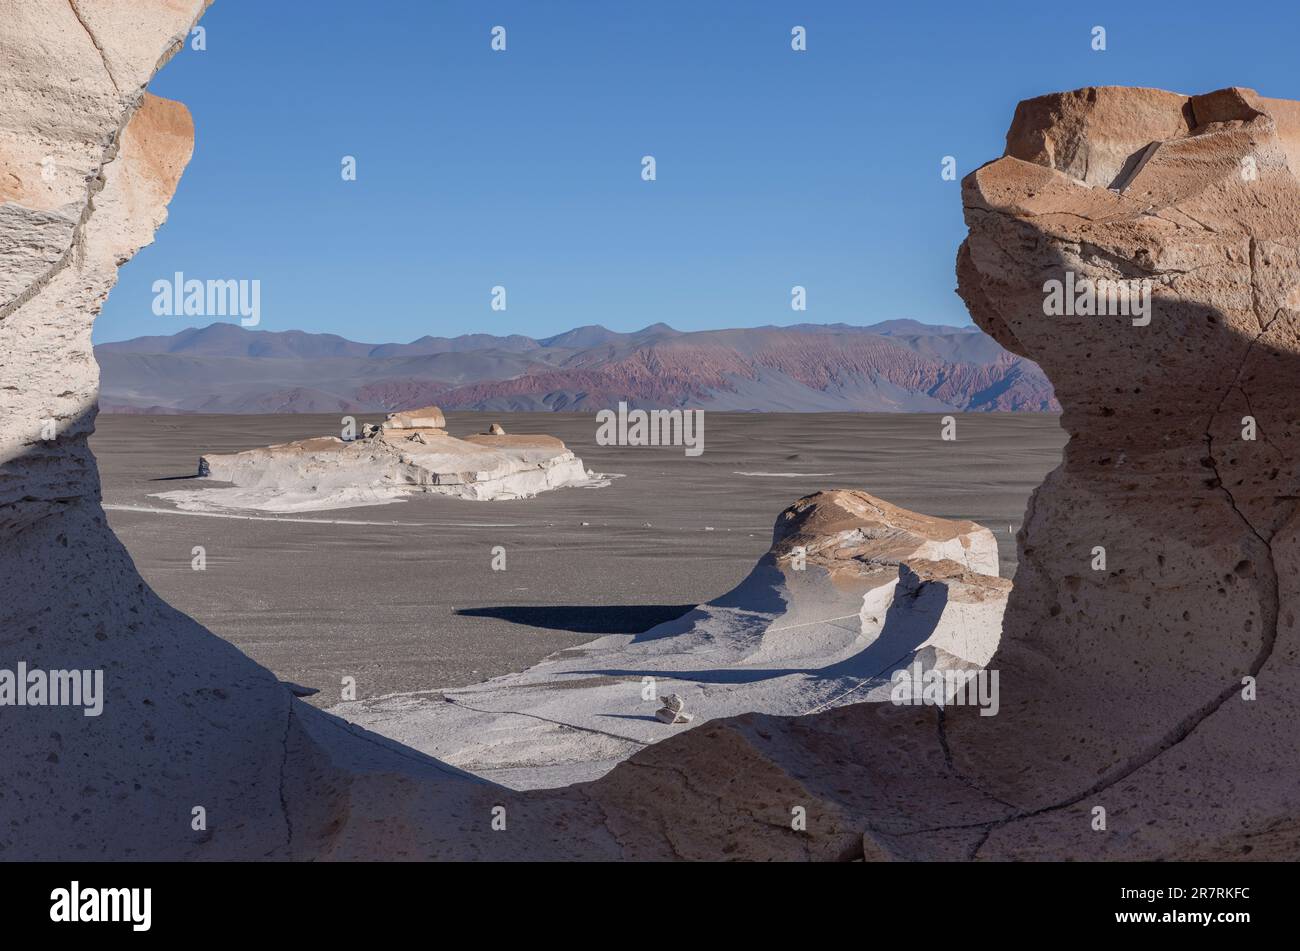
[94, 321, 1059, 414]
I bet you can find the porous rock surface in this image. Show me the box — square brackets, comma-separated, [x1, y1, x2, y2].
[4, 0, 1289, 860]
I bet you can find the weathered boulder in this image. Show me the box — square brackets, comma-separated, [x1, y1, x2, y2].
[773, 488, 1000, 576]
[178, 418, 595, 510]
[655, 694, 692, 725]
[332, 489, 1007, 790]
[932, 85, 1300, 858]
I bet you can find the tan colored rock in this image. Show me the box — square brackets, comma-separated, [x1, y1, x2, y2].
[382, 404, 445, 430]
[773, 489, 1000, 578]
[487, 422, 506, 435]
[930, 85, 1300, 858]
[573, 86, 1300, 862]
[654, 694, 693, 725]
[512, 85, 1300, 862]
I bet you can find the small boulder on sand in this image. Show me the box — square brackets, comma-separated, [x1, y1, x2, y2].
[655, 694, 693, 725]
[487, 422, 506, 435]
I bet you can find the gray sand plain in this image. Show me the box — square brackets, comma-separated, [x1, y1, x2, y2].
[91, 412, 1066, 707]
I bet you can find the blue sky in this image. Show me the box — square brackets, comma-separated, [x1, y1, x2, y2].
[96, 0, 1300, 344]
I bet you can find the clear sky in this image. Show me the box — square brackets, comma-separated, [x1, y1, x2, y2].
[95, 0, 1300, 344]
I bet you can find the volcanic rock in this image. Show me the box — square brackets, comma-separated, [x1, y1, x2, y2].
[9, 2, 1286, 861]
[655, 694, 693, 724]
[581, 86, 1300, 861]
[332, 490, 1008, 789]
[172, 412, 597, 511]
[382, 405, 445, 430]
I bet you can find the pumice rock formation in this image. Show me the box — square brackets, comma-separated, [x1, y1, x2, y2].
[937, 84, 1300, 858]
[6, 0, 1291, 860]
[0, 1, 532, 863]
[333, 490, 1008, 790]
[169, 405, 598, 511]
[0, 0, 314, 859]
[655, 695, 693, 725]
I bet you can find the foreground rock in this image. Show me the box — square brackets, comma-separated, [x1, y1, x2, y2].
[931, 84, 1300, 858]
[163, 405, 599, 511]
[332, 490, 1007, 789]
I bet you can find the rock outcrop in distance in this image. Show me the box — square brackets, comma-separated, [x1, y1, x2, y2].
[332, 490, 1008, 790]
[93, 320, 1060, 414]
[162, 405, 600, 512]
[4, 1, 1289, 860]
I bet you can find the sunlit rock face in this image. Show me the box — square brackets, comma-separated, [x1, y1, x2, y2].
[943, 85, 1300, 857]
[331, 489, 1009, 791]
[0, 0, 305, 859]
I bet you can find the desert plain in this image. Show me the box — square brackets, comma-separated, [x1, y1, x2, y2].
[92, 412, 1065, 708]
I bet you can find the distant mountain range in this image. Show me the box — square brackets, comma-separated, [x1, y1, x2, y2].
[94, 320, 1059, 414]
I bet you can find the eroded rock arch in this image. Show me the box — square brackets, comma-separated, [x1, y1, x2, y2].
[2, 2, 1291, 860]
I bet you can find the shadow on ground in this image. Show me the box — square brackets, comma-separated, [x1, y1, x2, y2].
[457, 603, 696, 634]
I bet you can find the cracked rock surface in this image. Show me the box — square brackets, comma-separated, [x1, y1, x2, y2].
[928, 85, 1300, 859]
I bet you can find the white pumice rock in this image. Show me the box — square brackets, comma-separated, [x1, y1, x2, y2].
[655, 694, 693, 725]
[163, 417, 600, 511]
[332, 490, 1008, 789]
